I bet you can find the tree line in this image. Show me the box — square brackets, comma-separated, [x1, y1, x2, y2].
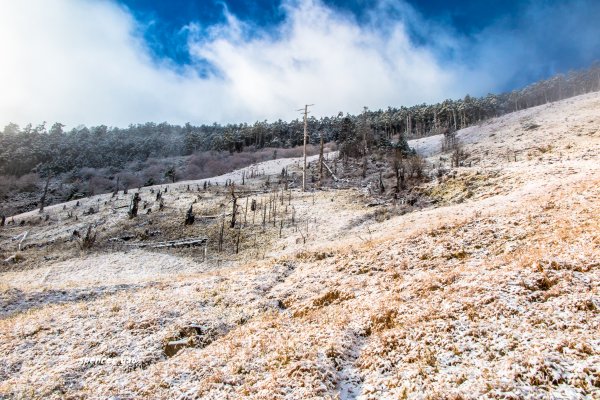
[1, 63, 599, 178]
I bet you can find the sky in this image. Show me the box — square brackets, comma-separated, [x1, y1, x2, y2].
[0, 0, 599, 128]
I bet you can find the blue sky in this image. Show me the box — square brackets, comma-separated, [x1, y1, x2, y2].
[121, 0, 527, 77]
[1, 0, 599, 127]
[119, 0, 588, 88]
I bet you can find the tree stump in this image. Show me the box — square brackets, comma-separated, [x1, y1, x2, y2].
[129, 193, 140, 218]
[184, 204, 195, 225]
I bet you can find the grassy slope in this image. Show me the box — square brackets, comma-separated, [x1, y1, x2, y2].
[0, 93, 599, 399]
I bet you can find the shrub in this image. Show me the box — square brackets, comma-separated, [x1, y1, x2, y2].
[119, 172, 143, 189]
[88, 176, 112, 195]
[182, 164, 203, 180]
[79, 225, 97, 250]
[15, 173, 39, 193]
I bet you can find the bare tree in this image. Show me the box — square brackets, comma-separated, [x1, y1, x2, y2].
[441, 129, 458, 152]
[451, 143, 469, 168]
[407, 155, 426, 179]
[390, 149, 406, 192]
[113, 176, 120, 197]
[165, 166, 177, 183]
[39, 175, 51, 213]
[230, 185, 237, 228]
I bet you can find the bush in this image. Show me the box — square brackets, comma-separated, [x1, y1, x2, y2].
[79, 225, 97, 250]
[119, 172, 143, 189]
[0, 175, 16, 198]
[88, 176, 113, 196]
[79, 167, 102, 180]
[139, 165, 164, 186]
[15, 173, 39, 193]
[182, 164, 202, 180]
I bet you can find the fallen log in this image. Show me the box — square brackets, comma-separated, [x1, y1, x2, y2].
[125, 237, 208, 249]
[321, 160, 339, 182]
[195, 212, 232, 220]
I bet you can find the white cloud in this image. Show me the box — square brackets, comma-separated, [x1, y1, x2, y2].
[0, 0, 598, 128]
[0, 0, 224, 127]
[190, 0, 466, 120]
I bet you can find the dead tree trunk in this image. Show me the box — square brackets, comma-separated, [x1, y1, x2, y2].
[394, 162, 405, 191]
[230, 186, 237, 228]
[128, 193, 140, 218]
[39, 175, 51, 213]
[218, 217, 225, 252]
[267, 196, 272, 224]
[393, 150, 406, 192]
[235, 227, 241, 254]
[113, 176, 120, 197]
[273, 196, 277, 227]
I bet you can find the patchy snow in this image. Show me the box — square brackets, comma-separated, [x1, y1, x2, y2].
[5, 151, 337, 222]
[1, 249, 206, 290]
[0, 93, 599, 399]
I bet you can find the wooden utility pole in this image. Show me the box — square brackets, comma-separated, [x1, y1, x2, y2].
[318, 133, 324, 187]
[298, 104, 314, 192]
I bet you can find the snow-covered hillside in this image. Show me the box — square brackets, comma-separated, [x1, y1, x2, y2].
[1, 93, 599, 399]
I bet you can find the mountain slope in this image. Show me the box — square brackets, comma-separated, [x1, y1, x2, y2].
[0, 93, 599, 399]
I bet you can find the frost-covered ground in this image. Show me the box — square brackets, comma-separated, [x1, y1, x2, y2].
[0, 93, 599, 399]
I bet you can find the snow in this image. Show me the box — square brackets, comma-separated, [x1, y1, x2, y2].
[0, 93, 599, 399]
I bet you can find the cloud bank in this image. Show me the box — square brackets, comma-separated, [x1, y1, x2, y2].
[0, 0, 598, 128]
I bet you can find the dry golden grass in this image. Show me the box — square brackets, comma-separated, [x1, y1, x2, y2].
[1, 94, 599, 399]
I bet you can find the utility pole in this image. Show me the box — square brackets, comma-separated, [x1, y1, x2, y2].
[297, 104, 314, 192]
